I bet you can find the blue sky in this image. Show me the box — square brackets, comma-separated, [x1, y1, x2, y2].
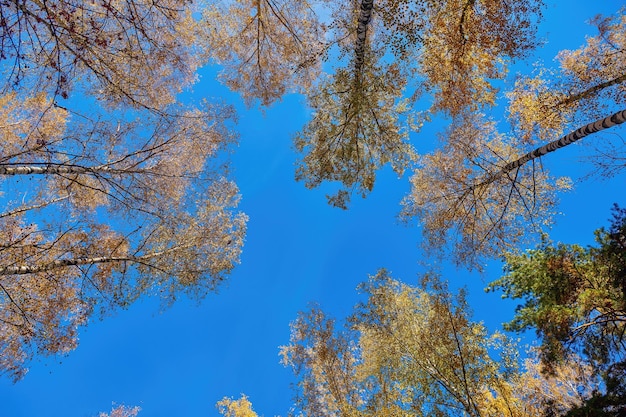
[1, 1, 625, 416]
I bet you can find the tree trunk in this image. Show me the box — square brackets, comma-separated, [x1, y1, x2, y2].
[0, 163, 140, 175]
[354, 0, 374, 73]
[0, 256, 139, 275]
[0, 245, 188, 276]
[474, 109, 626, 188]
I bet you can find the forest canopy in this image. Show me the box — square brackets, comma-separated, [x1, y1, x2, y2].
[1, 1, 625, 416]
[0, 0, 247, 380]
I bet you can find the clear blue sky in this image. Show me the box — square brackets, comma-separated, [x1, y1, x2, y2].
[1, 1, 624, 416]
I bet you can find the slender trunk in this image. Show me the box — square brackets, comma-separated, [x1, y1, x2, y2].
[0, 163, 141, 175]
[459, 0, 476, 44]
[0, 245, 190, 276]
[354, 0, 374, 73]
[474, 109, 626, 189]
[0, 256, 141, 275]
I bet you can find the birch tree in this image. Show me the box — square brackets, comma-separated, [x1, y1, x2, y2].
[217, 395, 260, 417]
[0, 94, 247, 381]
[411, 0, 543, 115]
[98, 405, 141, 417]
[278, 270, 523, 416]
[294, 0, 420, 208]
[294, 59, 416, 208]
[202, 0, 544, 210]
[403, 7, 626, 265]
[218, 271, 608, 416]
[203, 0, 324, 107]
[401, 110, 626, 265]
[0, 1, 247, 380]
[293, 0, 543, 208]
[507, 10, 626, 147]
[0, 0, 207, 109]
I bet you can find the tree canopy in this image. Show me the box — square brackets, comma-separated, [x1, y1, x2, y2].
[487, 205, 626, 415]
[402, 6, 626, 265]
[206, 1, 625, 265]
[0, 0, 247, 380]
[2, 1, 626, 417]
[219, 271, 609, 417]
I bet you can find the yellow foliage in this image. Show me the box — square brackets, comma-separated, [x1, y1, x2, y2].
[0, 2, 247, 381]
[403, 113, 562, 265]
[204, 0, 323, 107]
[508, 7, 626, 144]
[295, 59, 417, 208]
[0, 92, 68, 159]
[419, 0, 542, 115]
[279, 271, 531, 416]
[217, 395, 260, 417]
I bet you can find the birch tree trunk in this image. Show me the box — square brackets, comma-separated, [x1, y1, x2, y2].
[0, 164, 142, 176]
[354, 0, 374, 73]
[474, 109, 626, 189]
[0, 244, 188, 276]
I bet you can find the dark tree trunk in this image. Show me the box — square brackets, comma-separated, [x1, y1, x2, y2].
[354, 0, 374, 73]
